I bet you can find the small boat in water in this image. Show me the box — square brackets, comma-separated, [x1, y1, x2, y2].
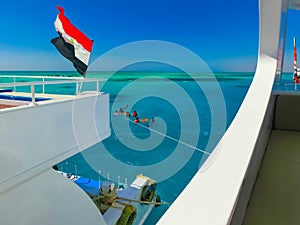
[57, 168, 162, 225]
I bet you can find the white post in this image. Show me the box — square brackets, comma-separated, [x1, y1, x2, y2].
[42, 77, 45, 94]
[96, 80, 99, 93]
[74, 164, 78, 175]
[13, 77, 16, 92]
[31, 84, 36, 105]
[76, 81, 79, 95]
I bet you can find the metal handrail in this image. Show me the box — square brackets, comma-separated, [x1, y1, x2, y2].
[0, 77, 107, 104]
[0, 79, 106, 88]
[0, 75, 84, 80]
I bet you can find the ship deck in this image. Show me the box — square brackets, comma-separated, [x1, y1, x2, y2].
[243, 94, 300, 225]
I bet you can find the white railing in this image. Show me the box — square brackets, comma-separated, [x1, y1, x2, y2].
[0, 76, 106, 104]
[1, 75, 84, 93]
[281, 83, 300, 92]
[56, 161, 129, 190]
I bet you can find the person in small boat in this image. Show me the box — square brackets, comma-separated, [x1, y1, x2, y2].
[132, 110, 137, 117]
[134, 117, 139, 123]
[125, 111, 130, 117]
[114, 110, 119, 116]
[119, 108, 125, 114]
[148, 117, 155, 127]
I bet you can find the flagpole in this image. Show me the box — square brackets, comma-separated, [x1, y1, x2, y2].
[294, 37, 299, 89]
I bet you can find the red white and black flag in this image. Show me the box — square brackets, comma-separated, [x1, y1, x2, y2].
[294, 37, 299, 83]
[51, 6, 93, 77]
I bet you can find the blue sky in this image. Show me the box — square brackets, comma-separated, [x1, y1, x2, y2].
[0, 0, 298, 72]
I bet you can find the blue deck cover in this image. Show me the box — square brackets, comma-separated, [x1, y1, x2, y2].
[0, 94, 51, 102]
[74, 177, 101, 196]
[0, 89, 12, 93]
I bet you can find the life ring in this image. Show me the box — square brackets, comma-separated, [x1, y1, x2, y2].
[141, 184, 156, 202]
[116, 204, 136, 225]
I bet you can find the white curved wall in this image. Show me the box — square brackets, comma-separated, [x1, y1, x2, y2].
[0, 169, 107, 225]
[158, 0, 284, 224]
[0, 93, 110, 225]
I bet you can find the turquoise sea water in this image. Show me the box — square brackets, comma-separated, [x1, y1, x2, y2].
[0, 71, 255, 224]
[274, 72, 300, 92]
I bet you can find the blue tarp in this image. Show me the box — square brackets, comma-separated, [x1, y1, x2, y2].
[0, 89, 12, 93]
[74, 177, 101, 196]
[0, 94, 51, 102]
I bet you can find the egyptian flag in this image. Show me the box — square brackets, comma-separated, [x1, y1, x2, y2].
[51, 6, 93, 77]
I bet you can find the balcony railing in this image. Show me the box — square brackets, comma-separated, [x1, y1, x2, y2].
[0, 75, 106, 104]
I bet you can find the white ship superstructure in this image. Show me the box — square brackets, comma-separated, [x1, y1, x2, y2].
[0, 76, 110, 225]
[1, 0, 300, 224]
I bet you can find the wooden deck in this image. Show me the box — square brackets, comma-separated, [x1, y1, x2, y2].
[0, 104, 17, 110]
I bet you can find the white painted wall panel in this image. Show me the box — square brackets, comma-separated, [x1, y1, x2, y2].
[0, 93, 110, 225]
